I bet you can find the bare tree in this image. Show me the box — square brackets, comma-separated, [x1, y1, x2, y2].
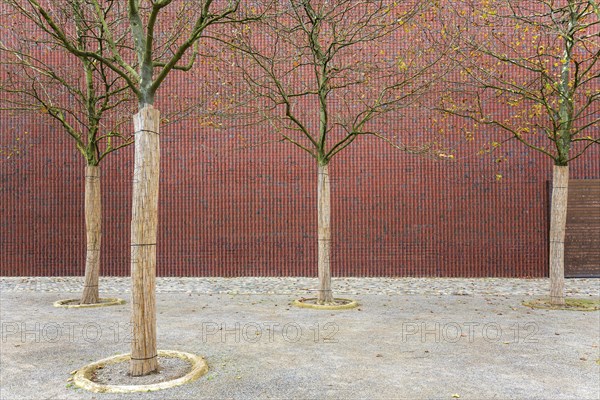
[441, 0, 599, 305]
[0, 1, 132, 305]
[226, 0, 447, 305]
[15, 0, 262, 375]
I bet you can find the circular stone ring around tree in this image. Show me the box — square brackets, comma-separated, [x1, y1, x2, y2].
[53, 298, 126, 308]
[73, 350, 208, 393]
[292, 297, 359, 310]
[522, 298, 600, 311]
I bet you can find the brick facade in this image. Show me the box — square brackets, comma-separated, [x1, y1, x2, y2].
[1, 115, 598, 277]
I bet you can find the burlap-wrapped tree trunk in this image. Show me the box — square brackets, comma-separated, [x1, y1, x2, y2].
[80, 165, 101, 304]
[129, 105, 160, 376]
[317, 162, 334, 304]
[549, 165, 569, 306]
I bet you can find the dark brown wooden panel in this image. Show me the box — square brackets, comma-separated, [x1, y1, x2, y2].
[565, 180, 600, 278]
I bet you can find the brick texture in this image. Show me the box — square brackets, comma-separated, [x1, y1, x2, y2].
[1, 116, 598, 277]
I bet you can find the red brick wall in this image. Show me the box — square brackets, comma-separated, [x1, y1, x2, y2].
[1, 115, 598, 277]
[1, 1, 598, 278]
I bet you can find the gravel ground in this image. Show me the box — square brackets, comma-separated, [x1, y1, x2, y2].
[1, 278, 599, 400]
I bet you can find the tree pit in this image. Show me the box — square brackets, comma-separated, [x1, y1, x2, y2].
[54, 298, 125, 308]
[292, 297, 359, 310]
[522, 298, 600, 311]
[72, 350, 208, 393]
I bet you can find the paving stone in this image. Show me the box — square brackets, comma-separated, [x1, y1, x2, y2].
[1, 276, 598, 297]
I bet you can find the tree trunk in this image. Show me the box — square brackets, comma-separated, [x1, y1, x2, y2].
[549, 165, 569, 306]
[80, 165, 101, 304]
[317, 162, 334, 304]
[129, 105, 160, 376]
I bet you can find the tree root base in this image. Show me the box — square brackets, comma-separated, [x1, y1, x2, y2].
[53, 298, 126, 308]
[292, 297, 359, 310]
[71, 350, 208, 393]
[522, 297, 600, 311]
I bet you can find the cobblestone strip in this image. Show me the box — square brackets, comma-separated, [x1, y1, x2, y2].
[1, 277, 598, 297]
